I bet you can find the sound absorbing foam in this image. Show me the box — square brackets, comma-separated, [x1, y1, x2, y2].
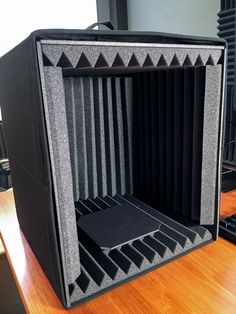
[41, 40, 223, 70]
[64, 77, 133, 201]
[69, 194, 212, 305]
[40, 66, 81, 288]
[36, 40, 223, 307]
[200, 65, 222, 225]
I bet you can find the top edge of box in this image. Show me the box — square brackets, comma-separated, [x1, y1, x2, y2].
[30, 29, 226, 46]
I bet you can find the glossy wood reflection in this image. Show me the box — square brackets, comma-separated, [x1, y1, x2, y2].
[0, 189, 236, 314]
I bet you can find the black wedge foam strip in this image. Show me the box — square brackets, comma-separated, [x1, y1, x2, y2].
[218, 7, 235, 86]
[182, 68, 194, 217]
[64, 77, 133, 201]
[173, 69, 184, 213]
[132, 67, 215, 222]
[69, 194, 212, 304]
[223, 87, 234, 161]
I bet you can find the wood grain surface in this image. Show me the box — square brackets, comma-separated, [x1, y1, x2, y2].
[0, 189, 236, 314]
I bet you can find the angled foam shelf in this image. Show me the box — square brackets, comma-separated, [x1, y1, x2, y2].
[0, 29, 226, 308]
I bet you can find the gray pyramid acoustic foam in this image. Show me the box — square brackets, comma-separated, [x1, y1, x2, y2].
[0, 30, 226, 308]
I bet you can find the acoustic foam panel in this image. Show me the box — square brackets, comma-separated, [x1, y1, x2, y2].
[218, 1, 236, 167]
[0, 30, 226, 308]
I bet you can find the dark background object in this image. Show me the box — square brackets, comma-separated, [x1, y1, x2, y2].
[221, 167, 236, 192]
[0, 121, 7, 159]
[218, 0, 236, 190]
[219, 214, 236, 244]
[0, 159, 10, 191]
[96, 0, 128, 30]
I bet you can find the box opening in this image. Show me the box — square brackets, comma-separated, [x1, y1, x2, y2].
[38, 40, 223, 306]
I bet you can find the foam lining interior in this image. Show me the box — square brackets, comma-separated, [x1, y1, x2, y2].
[63, 69, 219, 225]
[38, 41, 223, 306]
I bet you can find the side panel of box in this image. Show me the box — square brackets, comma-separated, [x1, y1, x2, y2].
[0, 39, 67, 306]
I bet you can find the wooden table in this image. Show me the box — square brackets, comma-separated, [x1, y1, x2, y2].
[0, 189, 236, 314]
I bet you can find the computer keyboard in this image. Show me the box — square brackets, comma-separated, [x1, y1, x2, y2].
[219, 214, 236, 244]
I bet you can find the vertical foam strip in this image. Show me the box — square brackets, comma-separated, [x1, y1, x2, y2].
[64, 77, 80, 201]
[150, 72, 159, 203]
[229, 87, 234, 161]
[133, 76, 140, 196]
[158, 70, 167, 208]
[83, 78, 98, 198]
[93, 78, 108, 197]
[191, 67, 206, 221]
[122, 77, 133, 194]
[112, 78, 126, 195]
[182, 68, 194, 217]
[137, 74, 145, 199]
[200, 65, 222, 225]
[103, 77, 117, 196]
[233, 90, 236, 163]
[74, 78, 89, 199]
[42, 67, 80, 285]
[166, 70, 175, 210]
[143, 72, 153, 200]
[223, 86, 231, 160]
[173, 69, 184, 213]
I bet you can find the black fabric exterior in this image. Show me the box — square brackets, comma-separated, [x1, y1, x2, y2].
[0, 37, 66, 306]
[28, 28, 226, 46]
[0, 29, 226, 308]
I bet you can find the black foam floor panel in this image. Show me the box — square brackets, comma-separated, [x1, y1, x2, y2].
[77, 204, 160, 250]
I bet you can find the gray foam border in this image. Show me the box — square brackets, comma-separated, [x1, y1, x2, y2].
[37, 43, 80, 307]
[200, 65, 222, 225]
[41, 40, 223, 68]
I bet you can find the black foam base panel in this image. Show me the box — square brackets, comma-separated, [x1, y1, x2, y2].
[78, 204, 160, 250]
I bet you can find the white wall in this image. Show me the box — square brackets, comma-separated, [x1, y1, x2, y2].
[0, 0, 97, 57]
[127, 0, 220, 37]
[0, 0, 97, 120]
